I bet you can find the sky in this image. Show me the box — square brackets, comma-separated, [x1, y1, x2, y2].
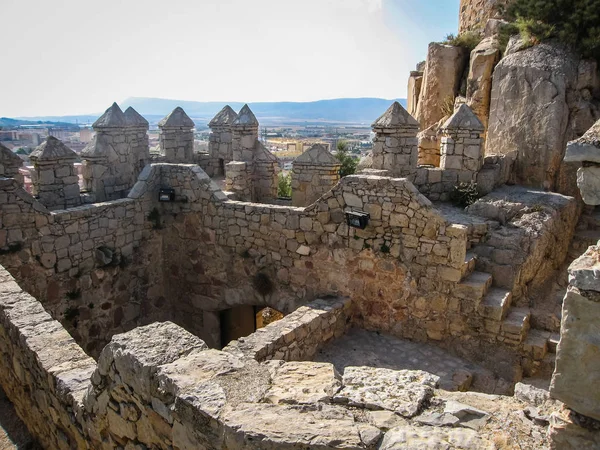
[0, 0, 459, 117]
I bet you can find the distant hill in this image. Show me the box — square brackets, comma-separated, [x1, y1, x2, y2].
[12, 97, 408, 127]
[0, 117, 79, 129]
[121, 97, 408, 125]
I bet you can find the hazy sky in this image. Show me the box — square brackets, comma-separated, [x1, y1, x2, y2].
[0, 0, 459, 117]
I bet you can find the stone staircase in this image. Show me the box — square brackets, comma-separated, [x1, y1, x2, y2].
[454, 241, 557, 378]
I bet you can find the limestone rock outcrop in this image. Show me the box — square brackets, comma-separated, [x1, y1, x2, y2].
[416, 43, 469, 130]
[459, 0, 512, 33]
[466, 37, 500, 138]
[564, 118, 600, 204]
[550, 245, 600, 421]
[486, 43, 579, 191]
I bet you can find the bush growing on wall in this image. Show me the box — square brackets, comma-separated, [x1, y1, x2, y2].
[506, 0, 600, 60]
[336, 141, 358, 178]
[277, 172, 292, 198]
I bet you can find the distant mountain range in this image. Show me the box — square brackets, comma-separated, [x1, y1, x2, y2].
[0, 117, 79, 129]
[10, 97, 407, 127]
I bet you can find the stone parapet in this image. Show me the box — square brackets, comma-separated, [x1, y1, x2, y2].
[0, 142, 23, 185]
[82, 103, 149, 202]
[30, 137, 81, 210]
[291, 144, 341, 206]
[440, 104, 485, 176]
[225, 161, 253, 201]
[223, 297, 352, 362]
[372, 102, 420, 178]
[158, 107, 195, 163]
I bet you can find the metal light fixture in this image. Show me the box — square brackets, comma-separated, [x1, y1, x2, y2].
[158, 188, 175, 202]
[345, 210, 370, 229]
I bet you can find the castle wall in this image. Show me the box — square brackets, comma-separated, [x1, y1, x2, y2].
[0, 176, 166, 356]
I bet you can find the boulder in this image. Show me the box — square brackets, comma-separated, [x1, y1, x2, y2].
[467, 37, 500, 136]
[550, 285, 600, 421]
[487, 42, 579, 191]
[416, 43, 468, 130]
[407, 70, 424, 117]
[333, 367, 439, 418]
[380, 424, 494, 449]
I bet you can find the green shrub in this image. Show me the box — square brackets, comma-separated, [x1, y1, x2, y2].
[336, 142, 359, 178]
[443, 31, 483, 52]
[507, 0, 600, 59]
[277, 172, 292, 198]
[451, 182, 481, 208]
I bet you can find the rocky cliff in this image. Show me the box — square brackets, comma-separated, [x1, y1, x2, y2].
[459, 0, 512, 33]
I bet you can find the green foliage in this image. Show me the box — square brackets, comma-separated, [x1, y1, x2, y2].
[147, 207, 162, 230]
[440, 96, 455, 118]
[63, 306, 79, 322]
[506, 0, 600, 59]
[253, 272, 274, 297]
[451, 182, 481, 208]
[336, 142, 358, 178]
[66, 289, 81, 300]
[277, 172, 292, 198]
[443, 31, 483, 52]
[497, 22, 521, 54]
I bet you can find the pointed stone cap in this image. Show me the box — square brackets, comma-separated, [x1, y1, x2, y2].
[254, 141, 278, 162]
[124, 107, 149, 128]
[0, 142, 23, 166]
[564, 118, 600, 163]
[93, 102, 127, 129]
[208, 105, 238, 128]
[30, 136, 77, 162]
[294, 144, 339, 166]
[442, 104, 484, 131]
[372, 101, 419, 129]
[233, 104, 259, 127]
[158, 107, 195, 129]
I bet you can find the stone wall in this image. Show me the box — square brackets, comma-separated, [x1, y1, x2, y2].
[0, 174, 166, 356]
[291, 144, 341, 207]
[0, 265, 95, 449]
[224, 297, 352, 361]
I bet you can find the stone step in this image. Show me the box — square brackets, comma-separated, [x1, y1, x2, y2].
[499, 307, 531, 345]
[461, 252, 477, 278]
[478, 288, 512, 321]
[453, 271, 493, 301]
[548, 333, 561, 353]
[523, 329, 550, 361]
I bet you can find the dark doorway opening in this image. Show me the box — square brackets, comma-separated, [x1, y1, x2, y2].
[220, 305, 284, 348]
[218, 158, 225, 176]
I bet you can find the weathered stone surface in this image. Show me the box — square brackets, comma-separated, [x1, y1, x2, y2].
[577, 165, 600, 205]
[93, 102, 127, 128]
[124, 106, 149, 127]
[208, 105, 238, 127]
[567, 244, 600, 291]
[416, 43, 468, 130]
[222, 403, 381, 449]
[373, 101, 419, 129]
[466, 37, 500, 134]
[158, 107, 195, 129]
[487, 43, 578, 190]
[233, 104, 259, 127]
[333, 367, 438, 417]
[458, 0, 511, 33]
[263, 361, 341, 405]
[551, 286, 600, 420]
[548, 407, 600, 450]
[30, 136, 77, 161]
[379, 424, 494, 449]
[564, 118, 600, 163]
[408, 70, 424, 117]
